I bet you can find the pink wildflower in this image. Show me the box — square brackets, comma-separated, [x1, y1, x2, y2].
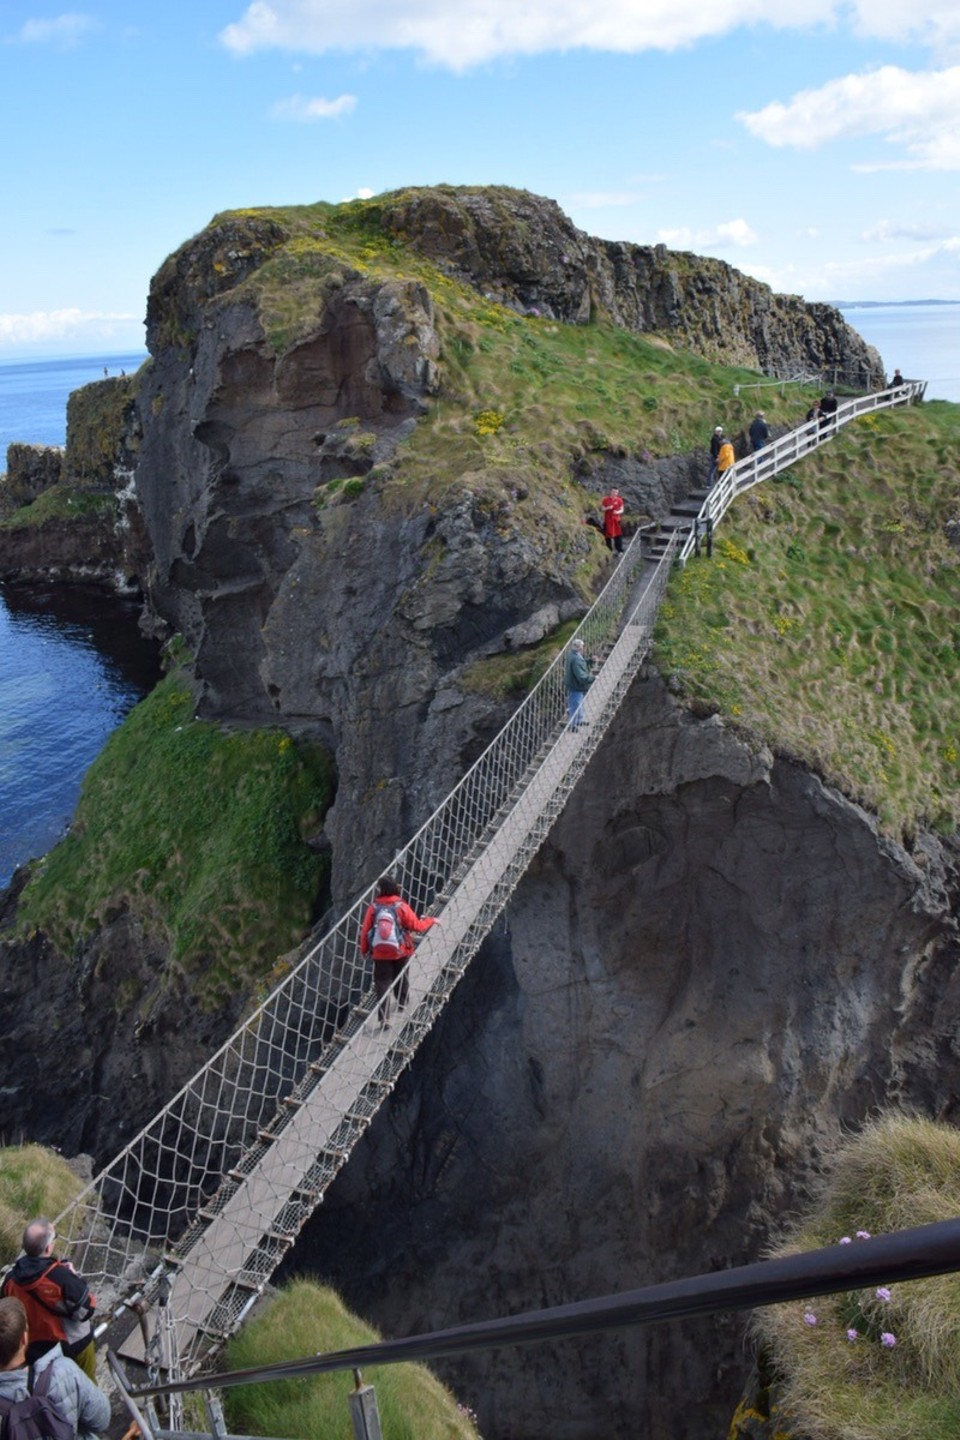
[856, 1230, 871, 1239]
[803, 1312, 817, 1326]
[881, 1332, 897, 1348]
[839, 1236, 852, 1245]
[846, 1328, 859, 1341]
[876, 1286, 892, 1302]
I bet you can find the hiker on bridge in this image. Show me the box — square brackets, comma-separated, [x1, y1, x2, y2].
[564, 638, 594, 729]
[0, 1297, 109, 1440]
[360, 876, 440, 1029]
[1, 1221, 97, 1380]
[601, 487, 625, 553]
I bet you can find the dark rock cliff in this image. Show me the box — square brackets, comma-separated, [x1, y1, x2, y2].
[376, 187, 882, 383]
[287, 672, 960, 1440]
[0, 187, 931, 1440]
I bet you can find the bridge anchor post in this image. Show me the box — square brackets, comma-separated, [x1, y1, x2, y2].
[348, 1369, 383, 1440]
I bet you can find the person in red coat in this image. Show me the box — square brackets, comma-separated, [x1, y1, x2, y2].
[359, 875, 440, 1028]
[601, 487, 625, 553]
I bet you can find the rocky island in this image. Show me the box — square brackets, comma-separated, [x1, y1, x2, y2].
[2, 186, 958, 1440]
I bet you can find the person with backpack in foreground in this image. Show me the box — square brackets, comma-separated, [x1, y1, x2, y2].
[0, 1297, 110, 1440]
[2, 1223, 96, 1381]
[359, 876, 441, 1029]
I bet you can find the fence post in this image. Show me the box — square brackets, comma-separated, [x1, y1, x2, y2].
[348, 1369, 384, 1440]
[705, 516, 713, 559]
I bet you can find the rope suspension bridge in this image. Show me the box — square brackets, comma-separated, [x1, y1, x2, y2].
[48, 382, 924, 1380]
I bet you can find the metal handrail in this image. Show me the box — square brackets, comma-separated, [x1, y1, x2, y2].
[678, 381, 926, 565]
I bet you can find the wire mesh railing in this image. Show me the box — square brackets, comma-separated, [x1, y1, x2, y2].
[50, 517, 672, 1367]
[48, 379, 923, 1370]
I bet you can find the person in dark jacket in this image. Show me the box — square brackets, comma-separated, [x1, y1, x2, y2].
[819, 389, 839, 426]
[749, 411, 770, 451]
[564, 638, 593, 728]
[359, 876, 440, 1028]
[0, 1297, 109, 1440]
[2, 1221, 96, 1379]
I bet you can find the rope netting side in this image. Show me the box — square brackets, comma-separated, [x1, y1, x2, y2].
[52, 522, 656, 1311]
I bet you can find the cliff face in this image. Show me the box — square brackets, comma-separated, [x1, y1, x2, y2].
[375, 187, 882, 383]
[0, 374, 149, 587]
[0, 187, 934, 1439]
[127, 188, 882, 901]
[289, 672, 960, 1440]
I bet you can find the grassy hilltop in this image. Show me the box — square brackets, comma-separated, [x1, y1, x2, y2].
[655, 400, 960, 837]
[8, 192, 959, 984]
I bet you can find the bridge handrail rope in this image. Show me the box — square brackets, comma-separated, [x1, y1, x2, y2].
[49, 380, 923, 1372]
[50, 503, 672, 1363]
[679, 381, 925, 565]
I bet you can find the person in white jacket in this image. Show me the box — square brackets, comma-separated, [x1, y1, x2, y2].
[0, 1298, 110, 1440]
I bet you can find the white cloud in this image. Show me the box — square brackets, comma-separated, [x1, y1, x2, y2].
[846, 1, 960, 58]
[862, 219, 955, 242]
[215, 0, 960, 69]
[269, 92, 357, 120]
[656, 218, 758, 249]
[220, 0, 844, 70]
[740, 238, 960, 301]
[339, 187, 375, 201]
[0, 309, 140, 348]
[11, 13, 97, 47]
[737, 65, 960, 169]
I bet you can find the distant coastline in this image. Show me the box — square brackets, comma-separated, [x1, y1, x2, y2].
[834, 299, 960, 310]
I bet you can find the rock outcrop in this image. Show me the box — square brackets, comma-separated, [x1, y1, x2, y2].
[375, 187, 882, 383]
[0, 186, 927, 1440]
[0, 374, 149, 587]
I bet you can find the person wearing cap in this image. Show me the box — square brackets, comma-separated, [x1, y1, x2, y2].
[707, 425, 724, 484]
[749, 411, 770, 452]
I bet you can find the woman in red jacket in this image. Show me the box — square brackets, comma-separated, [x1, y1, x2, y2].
[601, 487, 625, 553]
[359, 875, 440, 1028]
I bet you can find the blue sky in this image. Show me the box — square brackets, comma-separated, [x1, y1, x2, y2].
[2, 1, 959, 357]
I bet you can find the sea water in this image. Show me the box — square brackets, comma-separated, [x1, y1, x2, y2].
[839, 303, 960, 403]
[0, 351, 148, 456]
[0, 325, 956, 888]
[0, 351, 157, 891]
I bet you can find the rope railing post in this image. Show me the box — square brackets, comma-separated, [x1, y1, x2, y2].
[348, 1370, 383, 1440]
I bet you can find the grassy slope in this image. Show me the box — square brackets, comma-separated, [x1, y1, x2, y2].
[15, 670, 334, 1005]
[654, 401, 960, 837]
[750, 1115, 960, 1440]
[224, 195, 813, 506]
[224, 1279, 479, 1440]
[0, 1145, 86, 1256]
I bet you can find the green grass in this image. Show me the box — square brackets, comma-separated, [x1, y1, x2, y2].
[0, 1146, 86, 1257]
[224, 1279, 480, 1440]
[654, 403, 960, 836]
[15, 671, 334, 1005]
[752, 1115, 960, 1440]
[194, 191, 819, 606]
[0, 484, 117, 528]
